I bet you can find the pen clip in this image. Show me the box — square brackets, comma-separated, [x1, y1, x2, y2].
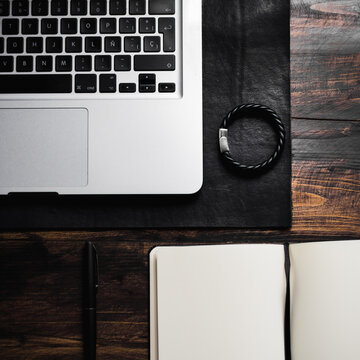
[92, 243, 99, 292]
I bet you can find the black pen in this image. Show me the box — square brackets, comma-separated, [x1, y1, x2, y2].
[83, 241, 98, 360]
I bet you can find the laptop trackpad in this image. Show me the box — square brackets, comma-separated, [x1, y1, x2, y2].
[0, 108, 88, 188]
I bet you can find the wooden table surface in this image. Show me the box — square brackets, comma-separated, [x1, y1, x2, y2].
[1, 1, 359, 359]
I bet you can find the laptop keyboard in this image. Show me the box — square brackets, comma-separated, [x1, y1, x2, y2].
[0, 0, 180, 95]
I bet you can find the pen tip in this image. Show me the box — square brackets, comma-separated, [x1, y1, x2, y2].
[85, 241, 93, 250]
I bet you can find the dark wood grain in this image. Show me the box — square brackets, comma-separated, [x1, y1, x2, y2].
[1, 1, 360, 359]
[0, 239, 149, 360]
[291, 0, 360, 120]
[292, 119, 359, 235]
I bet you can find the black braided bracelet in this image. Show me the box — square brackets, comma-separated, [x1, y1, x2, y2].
[219, 104, 286, 173]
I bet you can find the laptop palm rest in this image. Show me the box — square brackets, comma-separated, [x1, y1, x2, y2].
[0, 108, 88, 190]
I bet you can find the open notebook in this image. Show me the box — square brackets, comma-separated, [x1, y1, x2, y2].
[150, 241, 360, 360]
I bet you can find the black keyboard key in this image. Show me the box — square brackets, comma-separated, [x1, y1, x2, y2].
[129, 0, 145, 15]
[95, 55, 111, 71]
[0, 56, 13, 72]
[7, 37, 23, 53]
[100, 74, 116, 93]
[31, 0, 48, 16]
[56, 55, 72, 71]
[119, 83, 136, 93]
[139, 73, 155, 84]
[75, 55, 92, 71]
[16, 56, 33, 72]
[85, 37, 101, 52]
[114, 55, 131, 71]
[139, 18, 155, 33]
[0, 38, 3, 53]
[80, 18, 97, 34]
[65, 36, 82, 52]
[159, 17, 175, 52]
[61, 18, 77, 34]
[0, 1, 10, 16]
[75, 74, 96, 93]
[12, 0, 29, 16]
[71, 0, 87, 15]
[124, 36, 141, 52]
[41, 18, 58, 34]
[139, 73, 155, 93]
[36, 55, 52, 71]
[22, 19, 39, 34]
[140, 83, 155, 93]
[51, 0, 68, 15]
[100, 18, 116, 34]
[46, 37, 62, 53]
[0, 74, 72, 93]
[134, 55, 175, 71]
[26, 37, 43, 53]
[105, 36, 121, 52]
[90, 0, 106, 15]
[2, 19, 19, 35]
[119, 18, 136, 33]
[144, 36, 160, 52]
[110, 0, 126, 15]
[149, 0, 175, 15]
[159, 82, 175, 92]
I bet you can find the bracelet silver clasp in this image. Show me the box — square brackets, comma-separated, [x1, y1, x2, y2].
[219, 128, 230, 153]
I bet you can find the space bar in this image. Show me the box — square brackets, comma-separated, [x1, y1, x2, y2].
[0, 75, 72, 94]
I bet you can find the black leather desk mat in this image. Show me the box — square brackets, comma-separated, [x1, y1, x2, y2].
[0, 0, 291, 229]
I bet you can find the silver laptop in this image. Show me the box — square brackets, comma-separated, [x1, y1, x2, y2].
[0, 0, 202, 195]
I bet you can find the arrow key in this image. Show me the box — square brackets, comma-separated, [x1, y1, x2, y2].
[159, 82, 175, 93]
[119, 83, 136, 93]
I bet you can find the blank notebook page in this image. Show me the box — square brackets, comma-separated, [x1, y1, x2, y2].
[290, 240, 360, 360]
[150, 245, 287, 360]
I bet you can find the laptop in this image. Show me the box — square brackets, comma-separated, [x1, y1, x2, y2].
[0, 0, 202, 195]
